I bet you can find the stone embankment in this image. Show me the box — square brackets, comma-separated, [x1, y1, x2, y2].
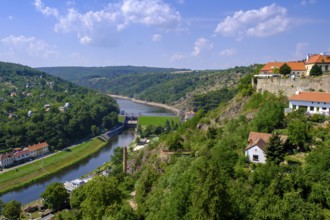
[256, 75, 330, 97]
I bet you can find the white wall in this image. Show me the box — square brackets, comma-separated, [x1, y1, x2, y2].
[289, 100, 330, 115]
[245, 145, 267, 164]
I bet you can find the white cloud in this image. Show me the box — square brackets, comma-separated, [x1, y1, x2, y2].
[215, 4, 290, 39]
[34, 0, 59, 18]
[294, 42, 309, 58]
[301, 0, 317, 6]
[152, 34, 162, 42]
[192, 37, 213, 56]
[120, 0, 181, 28]
[170, 53, 185, 61]
[1, 35, 58, 58]
[8, 16, 14, 20]
[34, 0, 181, 46]
[79, 35, 92, 45]
[219, 48, 236, 56]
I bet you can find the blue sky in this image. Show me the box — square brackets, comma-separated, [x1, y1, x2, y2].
[0, 0, 329, 69]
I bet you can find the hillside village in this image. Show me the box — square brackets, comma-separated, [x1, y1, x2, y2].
[244, 52, 330, 164]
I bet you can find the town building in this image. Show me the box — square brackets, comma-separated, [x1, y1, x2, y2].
[259, 61, 306, 77]
[0, 154, 15, 168]
[245, 132, 288, 164]
[13, 150, 30, 162]
[288, 91, 330, 116]
[28, 142, 49, 158]
[258, 52, 330, 77]
[305, 53, 330, 76]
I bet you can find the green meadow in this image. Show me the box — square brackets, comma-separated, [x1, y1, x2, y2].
[138, 116, 180, 127]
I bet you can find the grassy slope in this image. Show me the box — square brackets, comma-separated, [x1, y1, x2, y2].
[0, 138, 107, 194]
[138, 116, 179, 127]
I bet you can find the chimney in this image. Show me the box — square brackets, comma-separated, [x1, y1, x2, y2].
[123, 146, 127, 174]
[295, 90, 300, 95]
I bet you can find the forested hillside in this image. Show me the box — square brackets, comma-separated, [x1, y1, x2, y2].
[41, 66, 253, 110]
[55, 75, 330, 219]
[37, 66, 188, 82]
[0, 62, 119, 151]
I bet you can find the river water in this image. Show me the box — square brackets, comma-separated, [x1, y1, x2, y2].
[1, 98, 175, 204]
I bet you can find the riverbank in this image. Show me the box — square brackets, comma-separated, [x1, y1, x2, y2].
[0, 138, 108, 195]
[109, 94, 180, 115]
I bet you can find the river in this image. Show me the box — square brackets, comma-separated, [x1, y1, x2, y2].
[1, 98, 175, 204]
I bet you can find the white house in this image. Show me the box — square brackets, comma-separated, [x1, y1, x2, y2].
[13, 150, 30, 162]
[288, 91, 330, 116]
[245, 132, 288, 164]
[0, 154, 15, 168]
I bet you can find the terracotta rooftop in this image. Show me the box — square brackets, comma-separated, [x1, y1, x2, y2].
[245, 131, 288, 151]
[306, 54, 330, 64]
[260, 62, 306, 73]
[289, 92, 330, 103]
[28, 142, 48, 152]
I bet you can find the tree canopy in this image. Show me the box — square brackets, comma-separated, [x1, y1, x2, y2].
[279, 63, 291, 75]
[310, 64, 323, 76]
[3, 200, 21, 220]
[41, 182, 70, 210]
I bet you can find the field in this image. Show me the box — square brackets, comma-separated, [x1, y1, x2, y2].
[0, 138, 107, 195]
[138, 116, 180, 127]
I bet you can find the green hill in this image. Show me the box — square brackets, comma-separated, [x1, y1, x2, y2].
[0, 61, 119, 151]
[40, 66, 253, 111]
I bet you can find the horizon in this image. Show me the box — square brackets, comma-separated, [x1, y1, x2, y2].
[0, 0, 329, 70]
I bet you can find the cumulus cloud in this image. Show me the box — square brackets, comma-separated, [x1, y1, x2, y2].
[215, 4, 290, 39]
[294, 42, 309, 59]
[34, 0, 59, 18]
[219, 48, 236, 56]
[192, 37, 213, 56]
[1, 35, 58, 58]
[152, 34, 162, 42]
[34, 0, 181, 46]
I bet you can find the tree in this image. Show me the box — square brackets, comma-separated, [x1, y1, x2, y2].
[3, 200, 21, 220]
[310, 64, 323, 76]
[265, 133, 285, 165]
[91, 125, 98, 136]
[167, 133, 183, 151]
[279, 63, 291, 76]
[41, 182, 70, 210]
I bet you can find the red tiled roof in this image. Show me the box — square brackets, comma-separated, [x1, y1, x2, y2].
[306, 54, 330, 64]
[260, 62, 306, 73]
[289, 92, 330, 103]
[28, 142, 48, 152]
[0, 154, 13, 160]
[245, 132, 288, 151]
[14, 150, 30, 157]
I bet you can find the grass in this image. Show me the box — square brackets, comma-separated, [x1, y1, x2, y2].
[138, 116, 180, 127]
[0, 138, 108, 195]
[118, 115, 125, 123]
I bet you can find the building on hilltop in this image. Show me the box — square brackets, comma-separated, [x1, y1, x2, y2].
[258, 52, 330, 78]
[287, 91, 330, 116]
[245, 132, 288, 164]
[305, 53, 330, 76]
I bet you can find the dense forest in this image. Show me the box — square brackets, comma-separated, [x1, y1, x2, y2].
[0, 62, 119, 151]
[37, 66, 189, 82]
[35, 74, 330, 219]
[41, 66, 253, 110]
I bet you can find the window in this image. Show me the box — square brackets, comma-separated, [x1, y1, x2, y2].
[293, 105, 296, 109]
[253, 155, 259, 161]
[322, 107, 326, 110]
[310, 106, 314, 111]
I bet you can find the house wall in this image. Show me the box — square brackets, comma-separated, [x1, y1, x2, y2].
[245, 145, 267, 164]
[256, 75, 330, 97]
[306, 63, 330, 76]
[289, 100, 330, 115]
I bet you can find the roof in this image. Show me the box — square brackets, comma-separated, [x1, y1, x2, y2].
[245, 131, 288, 151]
[14, 150, 30, 157]
[306, 54, 330, 64]
[289, 91, 330, 103]
[260, 62, 306, 73]
[0, 153, 13, 160]
[28, 142, 48, 152]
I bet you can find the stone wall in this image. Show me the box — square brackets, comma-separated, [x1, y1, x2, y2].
[256, 75, 330, 97]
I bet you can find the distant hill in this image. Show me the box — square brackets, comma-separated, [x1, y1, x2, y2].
[37, 66, 189, 82]
[0, 61, 119, 151]
[40, 66, 253, 111]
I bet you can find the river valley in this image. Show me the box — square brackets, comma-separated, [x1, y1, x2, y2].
[1, 98, 175, 204]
